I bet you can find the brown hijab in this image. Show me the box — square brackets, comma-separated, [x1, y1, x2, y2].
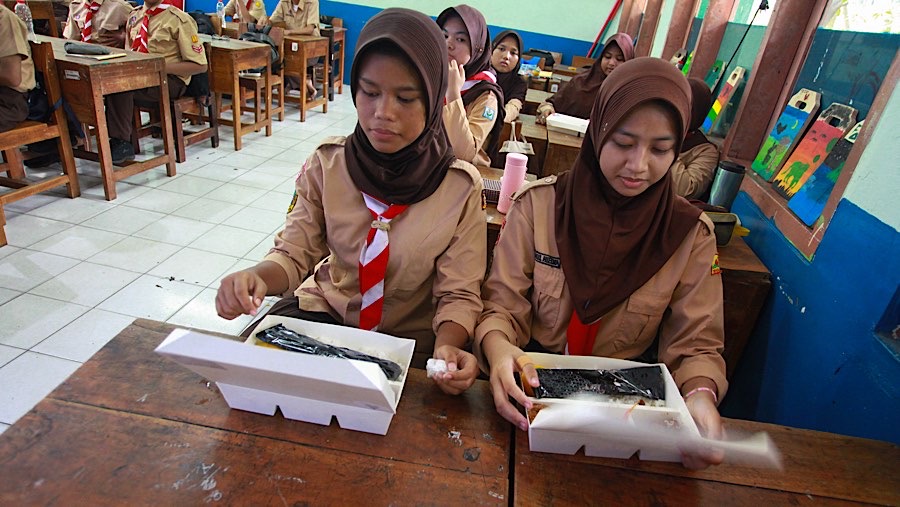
[344, 8, 455, 205]
[682, 77, 714, 152]
[549, 33, 635, 119]
[554, 57, 701, 323]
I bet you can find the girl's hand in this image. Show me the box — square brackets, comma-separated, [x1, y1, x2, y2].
[682, 388, 725, 470]
[483, 332, 539, 431]
[535, 104, 554, 124]
[430, 345, 478, 395]
[445, 59, 465, 103]
[216, 271, 267, 320]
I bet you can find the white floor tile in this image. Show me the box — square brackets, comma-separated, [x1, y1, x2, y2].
[218, 153, 268, 170]
[123, 187, 197, 214]
[3, 214, 73, 248]
[0, 245, 19, 261]
[0, 351, 81, 425]
[80, 180, 152, 203]
[0, 293, 89, 349]
[222, 207, 287, 234]
[238, 143, 286, 159]
[28, 197, 116, 224]
[0, 423, 8, 435]
[80, 205, 166, 235]
[29, 225, 127, 260]
[230, 170, 285, 191]
[133, 215, 215, 246]
[32, 309, 135, 362]
[148, 247, 239, 287]
[243, 234, 276, 261]
[0, 287, 20, 305]
[157, 174, 225, 197]
[188, 224, 268, 258]
[2, 193, 61, 214]
[120, 169, 177, 188]
[249, 160, 302, 178]
[187, 164, 248, 182]
[0, 249, 80, 292]
[170, 197, 244, 224]
[30, 262, 141, 307]
[204, 182, 268, 206]
[167, 288, 254, 336]
[248, 190, 294, 212]
[0, 344, 24, 368]
[97, 274, 204, 321]
[88, 236, 183, 274]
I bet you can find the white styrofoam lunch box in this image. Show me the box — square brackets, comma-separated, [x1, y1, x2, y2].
[545, 113, 590, 136]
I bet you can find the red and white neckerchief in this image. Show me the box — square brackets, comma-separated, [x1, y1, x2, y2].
[358, 193, 408, 331]
[131, 3, 169, 53]
[80, 0, 102, 43]
[460, 69, 497, 96]
[564, 310, 603, 356]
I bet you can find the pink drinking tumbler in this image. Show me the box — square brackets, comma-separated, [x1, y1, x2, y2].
[497, 153, 528, 214]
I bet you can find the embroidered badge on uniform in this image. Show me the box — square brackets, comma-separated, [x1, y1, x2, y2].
[192, 44, 203, 53]
[287, 191, 299, 213]
[711, 253, 721, 275]
[191, 34, 199, 43]
[482, 107, 495, 121]
[255, 1, 261, 6]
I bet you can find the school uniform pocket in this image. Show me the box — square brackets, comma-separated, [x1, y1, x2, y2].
[610, 292, 669, 352]
[533, 263, 564, 329]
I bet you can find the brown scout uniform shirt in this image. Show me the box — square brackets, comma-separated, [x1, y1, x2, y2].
[475, 176, 728, 399]
[124, 5, 207, 85]
[264, 137, 486, 367]
[269, 0, 319, 35]
[671, 143, 720, 200]
[0, 5, 35, 93]
[64, 0, 133, 47]
[503, 98, 523, 123]
[444, 90, 498, 167]
[224, 0, 267, 23]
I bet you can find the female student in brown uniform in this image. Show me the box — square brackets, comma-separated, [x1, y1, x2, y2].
[490, 30, 527, 124]
[437, 4, 504, 167]
[536, 32, 634, 124]
[476, 58, 727, 469]
[671, 78, 719, 200]
[268, 0, 319, 98]
[217, 8, 485, 395]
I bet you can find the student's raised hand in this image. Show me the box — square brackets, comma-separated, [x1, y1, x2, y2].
[216, 270, 268, 320]
[445, 59, 465, 103]
[483, 332, 539, 431]
[430, 344, 478, 395]
[681, 386, 726, 470]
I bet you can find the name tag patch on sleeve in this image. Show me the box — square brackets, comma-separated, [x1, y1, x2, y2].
[482, 107, 495, 121]
[534, 251, 561, 268]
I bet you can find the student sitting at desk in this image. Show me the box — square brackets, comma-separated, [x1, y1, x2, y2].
[64, 0, 133, 48]
[216, 7, 485, 395]
[476, 58, 727, 470]
[490, 30, 526, 124]
[224, 0, 268, 25]
[102, 0, 207, 164]
[0, 3, 35, 133]
[671, 78, 719, 200]
[536, 32, 633, 124]
[438, 5, 504, 167]
[268, 0, 319, 99]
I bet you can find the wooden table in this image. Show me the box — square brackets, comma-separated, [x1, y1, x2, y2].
[321, 26, 346, 100]
[0, 319, 510, 504]
[201, 34, 272, 151]
[220, 20, 247, 38]
[523, 88, 552, 116]
[3, 0, 59, 37]
[496, 114, 547, 176]
[514, 417, 900, 505]
[283, 35, 329, 122]
[36, 35, 176, 201]
[543, 129, 584, 177]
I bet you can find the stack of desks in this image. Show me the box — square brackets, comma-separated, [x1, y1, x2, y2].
[1, 319, 897, 504]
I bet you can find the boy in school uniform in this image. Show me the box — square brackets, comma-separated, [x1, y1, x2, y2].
[0, 3, 35, 133]
[103, 0, 207, 163]
[223, 0, 268, 25]
[268, 0, 319, 97]
[64, 0, 133, 48]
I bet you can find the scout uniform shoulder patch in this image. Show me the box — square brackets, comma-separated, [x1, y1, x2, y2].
[711, 253, 721, 275]
[482, 107, 495, 121]
[287, 191, 298, 213]
[191, 34, 199, 43]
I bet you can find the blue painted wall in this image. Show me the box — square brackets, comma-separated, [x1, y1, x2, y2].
[721, 194, 900, 444]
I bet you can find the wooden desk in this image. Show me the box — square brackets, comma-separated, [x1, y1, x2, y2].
[220, 20, 247, 38]
[321, 26, 346, 99]
[3, 0, 59, 37]
[544, 129, 584, 177]
[283, 35, 329, 122]
[496, 114, 547, 176]
[523, 88, 552, 116]
[36, 36, 175, 201]
[201, 34, 272, 151]
[479, 166, 537, 261]
[551, 63, 586, 77]
[0, 319, 510, 504]
[514, 417, 900, 505]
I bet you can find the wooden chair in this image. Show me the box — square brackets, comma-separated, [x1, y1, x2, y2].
[0, 40, 80, 247]
[238, 26, 285, 123]
[132, 45, 219, 163]
[319, 15, 344, 101]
